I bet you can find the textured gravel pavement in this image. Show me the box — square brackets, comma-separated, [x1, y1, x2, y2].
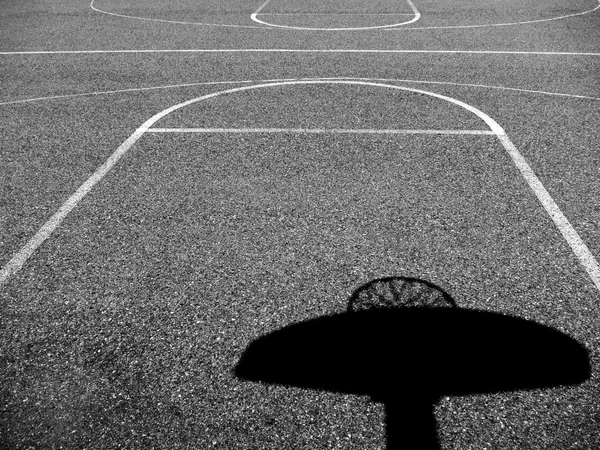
[1, 0, 600, 449]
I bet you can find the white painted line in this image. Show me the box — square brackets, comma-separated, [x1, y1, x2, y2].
[90, 0, 600, 31]
[252, 0, 273, 16]
[0, 124, 149, 285]
[496, 133, 600, 292]
[250, 0, 420, 30]
[389, 0, 600, 30]
[0, 80, 258, 106]
[2, 77, 598, 107]
[260, 13, 416, 16]
[146, 127, 495, 135]
[405, 0, 421, 25]
[341, 77, 600, 101]
[2, 49, 599, 56]
[2, 80, 599, 293]
[89, 0, 266, 29]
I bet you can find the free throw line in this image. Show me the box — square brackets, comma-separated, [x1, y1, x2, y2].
[146, 127, 495, 135]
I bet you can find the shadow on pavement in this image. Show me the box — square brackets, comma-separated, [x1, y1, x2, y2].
[235, 277, 591, 449]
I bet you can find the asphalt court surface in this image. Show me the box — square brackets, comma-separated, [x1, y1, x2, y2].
[1, 0, 600, 449]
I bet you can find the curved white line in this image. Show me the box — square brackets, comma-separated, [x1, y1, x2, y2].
[392, 0, 600, 30]
[2, 80, 599, 291]
[2, 76, 598, 107]
[90, 0, 600, 31]
[90, 0, 266, 29]
[250, 0, 420, 31]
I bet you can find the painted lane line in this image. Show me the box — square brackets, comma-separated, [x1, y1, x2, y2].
[389, 0, 600, 31]
[146, 127, 495, 135]
[2, 77, 598, 108]
[0, 124, 148, 285]
[496, 133, 600, 292]
[2, 80, 599, 293]
[0, 87, 244, 286]
[90, 0, 266, 29]
[2, 49, 600, 56]
[250, 0, 420, 30]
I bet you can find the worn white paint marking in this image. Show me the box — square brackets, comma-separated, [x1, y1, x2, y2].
[390, 0, 600, 30]
[2, 49, 600, 56]
[0, 80, 258, 106]
[2, 80, 599, 292]
[2, 77, 598, 107]
[147, 127, 495, 135]
[90, 0, 265, 29]
[343, 77, 600, 101]
[250, 0, 420, 30]
[495, 133, 600, 292]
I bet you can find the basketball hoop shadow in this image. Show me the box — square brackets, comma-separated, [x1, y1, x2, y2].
[235, 277, 590, 449]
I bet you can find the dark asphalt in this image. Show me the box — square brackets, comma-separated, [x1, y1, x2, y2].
[1, 0, 600, 449]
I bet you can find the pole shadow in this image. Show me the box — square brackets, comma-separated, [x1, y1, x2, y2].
[234, 277, 591, 449]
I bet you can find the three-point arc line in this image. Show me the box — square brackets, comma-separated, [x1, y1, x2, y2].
[1, 80, 599, 292]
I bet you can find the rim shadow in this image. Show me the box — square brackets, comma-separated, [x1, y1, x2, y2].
[235, 277, 591, 449]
